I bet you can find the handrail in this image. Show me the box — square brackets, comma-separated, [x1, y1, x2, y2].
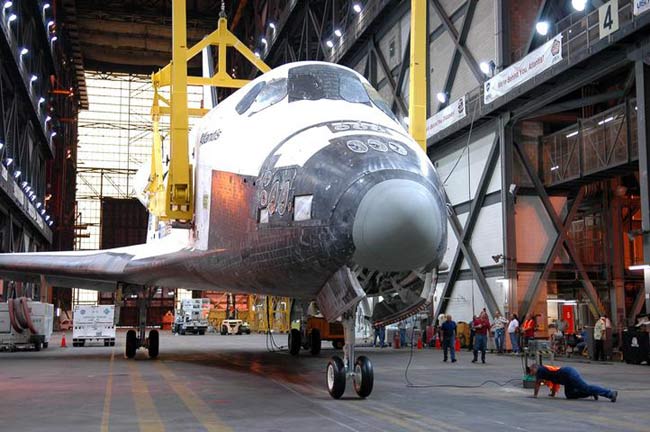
[429, 0, 640, 144]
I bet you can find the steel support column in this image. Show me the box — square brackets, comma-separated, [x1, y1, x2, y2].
[500, 116, 517, 315]
[634, 60, 650, 314]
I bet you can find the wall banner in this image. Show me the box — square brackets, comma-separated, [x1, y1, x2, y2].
[484, 34, 563, 104]
[426, 96, 466, 139]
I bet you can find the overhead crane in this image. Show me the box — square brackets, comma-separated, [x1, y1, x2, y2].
[147, 1, 270, 222]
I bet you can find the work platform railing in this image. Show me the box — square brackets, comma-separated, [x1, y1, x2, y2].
[429, 0, 644, 145]
[540, 99, 639, 187]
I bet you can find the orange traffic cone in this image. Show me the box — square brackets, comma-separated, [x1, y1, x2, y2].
[435, 337, 441, 349]
[60, 333, 67, 348]
[455, 338, 461, 352]
[417, 338, 423, 350]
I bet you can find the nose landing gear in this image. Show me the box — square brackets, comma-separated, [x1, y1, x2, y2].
[325, 306, 374, 399]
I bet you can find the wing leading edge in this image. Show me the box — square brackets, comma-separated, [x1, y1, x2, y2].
[0, 229, 222, 291]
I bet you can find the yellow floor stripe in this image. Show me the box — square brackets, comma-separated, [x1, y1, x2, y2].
[374, 401, 471, 432]
[347, 401, 444, 432]
[100, 348, 115, 432]
[155, 362, 232, 432]
[129, 362, 165, 432]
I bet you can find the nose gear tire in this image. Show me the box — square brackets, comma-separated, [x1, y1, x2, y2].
[353, 356, 374, 398]
[326, 356, 346, 399]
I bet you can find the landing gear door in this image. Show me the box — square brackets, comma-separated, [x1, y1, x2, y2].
[316, 267, 365, 322]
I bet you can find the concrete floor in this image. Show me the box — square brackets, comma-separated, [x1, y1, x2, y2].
[0, 331, 648, 432]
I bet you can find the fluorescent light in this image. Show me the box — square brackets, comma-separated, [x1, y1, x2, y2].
[13, 170, 20, 178]
[30, 75, 38, 83]
[550, 165, 559, 171]
[536, 21, 549, 36]
[326, 40, 334, 48]
[43, 3, 50, 11]
[334, 28, 342, 37]
[8, 13, 16, 22]
[268, 22, 275, 30]
[50, 36, 58, 43]
[565, 130, 579, 138]
[597, 116, 614, 126]
[45, 115, 51, 124]
[45, 215, 50, 222]
[571, 0, 587, 12]
[39, 208, 45, 215]
[3, 1, 12, 9]
[36, 202, 42, 209]
[51, 131, 57, 138]
[5, 158, 13, 167]
[353, 3, 362, 13]
[436, 92, 447, 103]
[629, 264, 650, 270]
[20, 181, 27, 187]
[47, 20, 54, 29]
[20, 47, 28, 56]
[546, 299, 575, 303]
[47, 220, 53, 226]
[261, 37, 267, 45]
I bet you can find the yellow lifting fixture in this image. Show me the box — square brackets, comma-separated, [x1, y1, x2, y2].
[148, 0, 271, 221]
[409, 0, 427, 152]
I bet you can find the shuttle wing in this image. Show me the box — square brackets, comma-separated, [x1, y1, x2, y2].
[0, 229, 216, 291]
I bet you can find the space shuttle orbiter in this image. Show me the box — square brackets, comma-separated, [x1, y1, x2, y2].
[0, 62, 447, 399]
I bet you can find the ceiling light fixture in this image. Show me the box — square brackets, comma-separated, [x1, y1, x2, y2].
[571, 0, 587, 12]
[536, 21, 550, 36]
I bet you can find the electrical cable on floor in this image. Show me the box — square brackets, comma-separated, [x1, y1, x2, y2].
[403, 324, 522, 389]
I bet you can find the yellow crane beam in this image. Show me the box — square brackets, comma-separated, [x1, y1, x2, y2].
[409, 0, 428, 151]
[148, 3, 270, 221]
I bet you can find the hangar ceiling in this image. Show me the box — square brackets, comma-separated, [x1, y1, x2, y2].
[60, 0, 277, 75]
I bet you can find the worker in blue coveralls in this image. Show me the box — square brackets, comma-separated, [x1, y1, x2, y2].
[527, 363, 617, 402]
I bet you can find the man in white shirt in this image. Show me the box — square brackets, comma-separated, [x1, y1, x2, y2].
[593, 316, 607, 361]
[492, 312, 509, 353]
[507, 313, 520, 354]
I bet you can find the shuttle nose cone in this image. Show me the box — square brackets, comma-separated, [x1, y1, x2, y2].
[352, 179, 442, 271]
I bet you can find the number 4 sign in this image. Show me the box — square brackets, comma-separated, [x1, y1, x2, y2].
[599, 0, 619, 39]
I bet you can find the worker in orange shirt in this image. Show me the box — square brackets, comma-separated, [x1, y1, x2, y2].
[522, 314, 536, 348]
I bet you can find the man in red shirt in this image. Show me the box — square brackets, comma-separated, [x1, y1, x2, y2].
[472, 310, 490, 364]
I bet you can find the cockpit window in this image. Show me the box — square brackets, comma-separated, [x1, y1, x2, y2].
[363, 83, 399, 122]
[249, 78, 287, 115]
[287, 64, 397, 122]
[288, 64, 370, 105]
[340, 74, 370, 104]
[236, 81, 265, 114]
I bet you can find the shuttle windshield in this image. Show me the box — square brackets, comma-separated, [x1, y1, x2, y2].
[236, 64, 398, 122]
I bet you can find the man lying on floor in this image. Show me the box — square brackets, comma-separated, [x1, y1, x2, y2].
[527, 363, 618, 402]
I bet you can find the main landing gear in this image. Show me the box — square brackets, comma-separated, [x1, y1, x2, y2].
[326, 305, 374, 399]
[124, 288, 159, 360]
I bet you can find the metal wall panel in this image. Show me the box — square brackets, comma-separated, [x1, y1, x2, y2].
[515, 196, 568, 264]
[434, 128, 498, 205]
[470, 202, 503, 268]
